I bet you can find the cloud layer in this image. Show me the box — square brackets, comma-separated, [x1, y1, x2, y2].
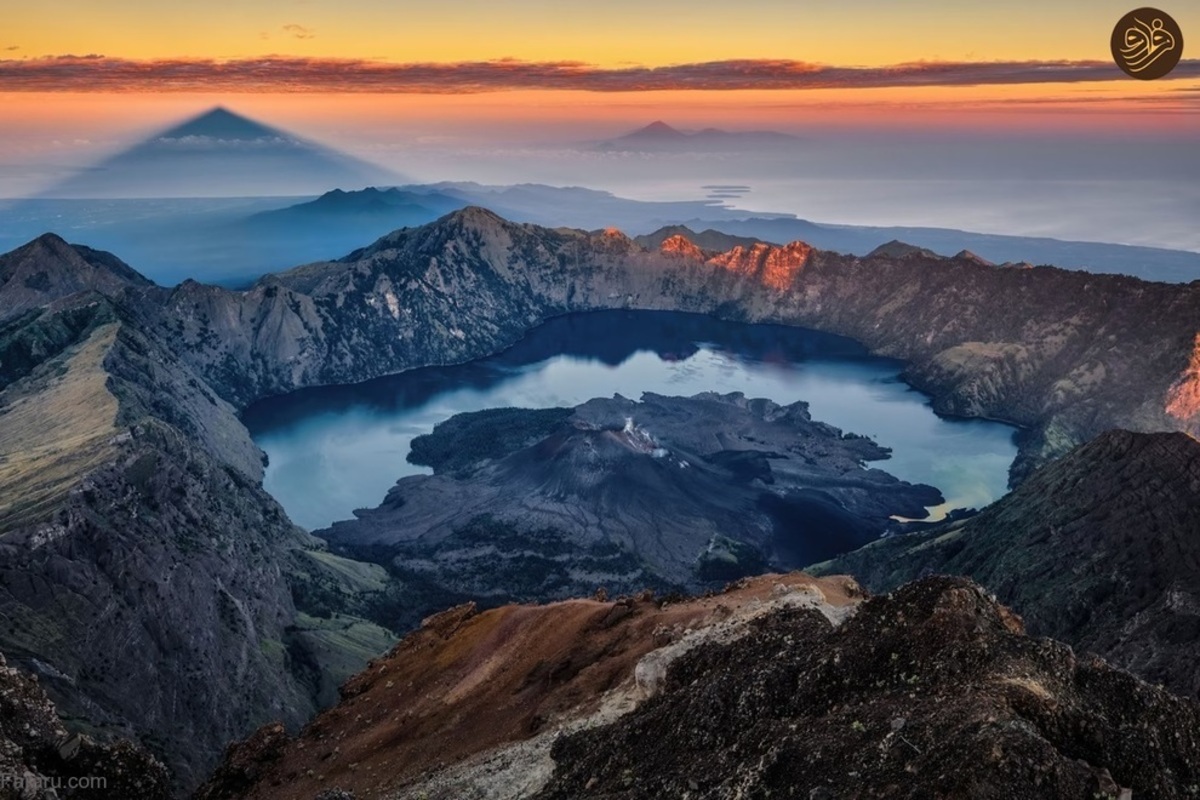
[2, 55, 1198, 93]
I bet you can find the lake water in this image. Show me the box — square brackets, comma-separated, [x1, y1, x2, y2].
[243, 310, 1019, 531]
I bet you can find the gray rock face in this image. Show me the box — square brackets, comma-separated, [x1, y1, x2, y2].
[0, 254, 388, 792]
[537, 577, 1200, 800]
[816, 429, 1200, 702]
[319, 393, 940, 630]
[151, 207, 1200, 482]
[0, 233, 152, 324]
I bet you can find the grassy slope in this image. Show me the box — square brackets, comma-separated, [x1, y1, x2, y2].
[0, 323, 120, 529]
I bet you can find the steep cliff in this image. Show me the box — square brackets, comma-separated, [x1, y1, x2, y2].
[538, 577, 1200, 800]
[816, 429, 1200, 701]
[151, 208, 1200, 480]
[0, 248, 394, 791]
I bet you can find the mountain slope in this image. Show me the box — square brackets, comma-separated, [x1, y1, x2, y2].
[195, 573, 863, 800]
[0, 252, 395, 791]
[0, 301, 315, 790]
[198, 576, 1200, 800]
[0, 233, 152, 323]
[538, 577, 1200, 800]
[815, 429, 1200, 700]
[0, 651, 172, 799]
[694, 215, 1200, 282]
[4, 211, 1200, 788]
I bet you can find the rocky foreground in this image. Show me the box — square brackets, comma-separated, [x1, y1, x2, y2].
[0, 651, 171, 800]
[197, 574, 1200, 800]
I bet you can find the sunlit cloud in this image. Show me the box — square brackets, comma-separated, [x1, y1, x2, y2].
[1, 55, 1197, 94]
[281, 24, 315, 40]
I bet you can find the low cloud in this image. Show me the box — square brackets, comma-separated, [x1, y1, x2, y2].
[0, 55, 1197, 93]
[4, 46, 19, 51]
[282, 24, 315, 40]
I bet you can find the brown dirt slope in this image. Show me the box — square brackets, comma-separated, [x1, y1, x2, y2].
[195, 573, 861, 800]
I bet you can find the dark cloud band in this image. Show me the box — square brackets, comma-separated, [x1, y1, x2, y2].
[1, 55, 1198, 93]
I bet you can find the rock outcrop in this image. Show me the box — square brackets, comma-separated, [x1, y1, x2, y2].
[816, 429, 1200, 701]
[194, 573, 863, 800]
[144, 208, 1200, 481]
[537, 577, 1200, 800]
[0, 650, 171, 800]
[198, 576, 1200, 799]
[0, 247, 394, 791]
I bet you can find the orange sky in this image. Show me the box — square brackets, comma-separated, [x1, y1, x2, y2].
[4, 0, 1197, 67]
[0, 0, 1196, 176]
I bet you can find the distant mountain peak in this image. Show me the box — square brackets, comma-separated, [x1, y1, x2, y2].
[623, 121, 688, 140]
[598, 122, 800, 152]
[26, 231, 73, 254]
[954, 249, 995, 266]
[446, 205, 508, 227]
[0, 233, 152, 322]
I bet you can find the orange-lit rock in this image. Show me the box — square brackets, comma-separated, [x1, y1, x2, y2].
[707, 240, 812, 291]
[1166, 333, 1200, 422]
[658, 234, 705, 260]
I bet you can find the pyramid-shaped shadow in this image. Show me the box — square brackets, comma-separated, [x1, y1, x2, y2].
[40, 106, 403, 198]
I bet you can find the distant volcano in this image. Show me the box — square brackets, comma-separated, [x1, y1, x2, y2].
[596, 121, 802, 152]
[42, 107, 401, 198]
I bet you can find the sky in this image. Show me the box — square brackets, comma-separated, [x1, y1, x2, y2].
[1, 0, 1197, 248]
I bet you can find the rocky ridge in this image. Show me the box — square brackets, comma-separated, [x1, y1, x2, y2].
[194, 572, 863, 800]
[815, 428, 1200, 702]
[0, 253, 394, 791]
[142, 207, 1200, 480]
[0, 650, 171, 799]
[536, 577, 1200, 800]
[198, 575, 1200, 800]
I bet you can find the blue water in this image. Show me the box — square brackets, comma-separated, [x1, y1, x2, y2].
[243, 311, 1019, 531]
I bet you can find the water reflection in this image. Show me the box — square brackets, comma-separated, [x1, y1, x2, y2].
[244, 310, 1018, 531]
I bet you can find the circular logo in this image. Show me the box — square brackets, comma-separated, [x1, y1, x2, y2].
[1111, 8, 1184, 79]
